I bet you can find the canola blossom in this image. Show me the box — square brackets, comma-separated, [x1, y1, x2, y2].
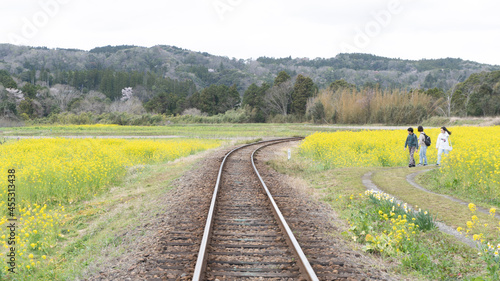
[437, 126, 500, 204]
[343, 190, 434, 256]
[459, 203, 500, 279]
[0, 138, 221, 275]
[299, 129, 439, 168]
[1, 138, 221, 203]
[300, 127, 500, 203]
[0, 202, 65, 275]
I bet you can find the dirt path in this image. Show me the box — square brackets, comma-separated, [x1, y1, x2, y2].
[406, 169, 500, 220]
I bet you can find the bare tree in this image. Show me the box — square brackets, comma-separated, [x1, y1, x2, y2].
[49, 84, 81, 112]
[109, 97, 145, 115]
[440, 76, 482, 117]
[181, 108, 207, 116]
[263, 80, 293, 116]
[461, 86, 479, 117]
[440, 86, 457, 117]
[110, 87, 146, 114]
[70, 91, 108, 114]
[29, 99, 44, 117]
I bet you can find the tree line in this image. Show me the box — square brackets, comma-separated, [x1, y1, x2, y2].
[1, 66, 499, 125]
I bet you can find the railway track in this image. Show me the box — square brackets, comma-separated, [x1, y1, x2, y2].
[193, 138, 316, 280]
[139, 139, 389, 280]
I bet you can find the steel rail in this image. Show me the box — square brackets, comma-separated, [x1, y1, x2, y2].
[251, 141, 319, 281]
[192, 138, 302, 281]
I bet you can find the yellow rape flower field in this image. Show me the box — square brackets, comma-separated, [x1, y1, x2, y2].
[300, 126, 500, 205]
[298, 126, 500, 279]
[0, 138, 221, 277]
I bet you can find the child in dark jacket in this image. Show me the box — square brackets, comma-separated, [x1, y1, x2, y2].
[404, 127, 419, 167]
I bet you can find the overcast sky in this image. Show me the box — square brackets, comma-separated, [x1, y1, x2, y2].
[1, 0, 500, 65]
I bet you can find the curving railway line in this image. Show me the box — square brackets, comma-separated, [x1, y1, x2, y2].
[193, 138, 316, 280]
[144, 138, 389, 280]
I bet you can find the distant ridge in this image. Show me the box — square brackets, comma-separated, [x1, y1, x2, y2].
[0, 43, 499, 91]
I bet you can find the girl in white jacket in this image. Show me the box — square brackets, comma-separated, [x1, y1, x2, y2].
[436, 126, 452, 165]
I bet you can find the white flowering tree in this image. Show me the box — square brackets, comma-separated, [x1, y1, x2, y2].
[6, 88, 24, 104]
[120, 87, 133, 101]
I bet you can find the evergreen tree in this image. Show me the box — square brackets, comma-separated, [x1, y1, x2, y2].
[198, 85, 218, 115]
[242, 83, 260, 108]
[329, 79, 356, 92]
[242, 82, 269, 122]
[274, 71, 291, 86]
[21, 83, 38, 99]
[291, 75, 316, 116]
[0, 70, 17, 88]
[197, 84, 240, 115]
[144, 92, 179, 115]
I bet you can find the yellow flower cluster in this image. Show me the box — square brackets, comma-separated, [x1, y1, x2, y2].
[0, 137, 220, 275]
[458, 202, 500, 277]
[437, 127, 500, 202]
[460, 203, 499, 237]
[347, 190, 430, 255]
[363, 211, 419, 254]
[0, 138, 221, 203]
[299, 129, 439, 168]
[300, 127, 500, 202]
[469, 203, 477, 213]
[0, 202, 64, 274]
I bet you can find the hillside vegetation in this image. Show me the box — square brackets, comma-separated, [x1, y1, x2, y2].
[1, 44, 499, 125]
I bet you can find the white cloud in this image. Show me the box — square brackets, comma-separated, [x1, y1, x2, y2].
[0, 0, 499, 65]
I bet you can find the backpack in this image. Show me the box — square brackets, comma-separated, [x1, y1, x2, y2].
[423, 133, 431, 146]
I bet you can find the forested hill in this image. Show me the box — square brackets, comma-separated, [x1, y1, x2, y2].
[1, 44, 499, 92]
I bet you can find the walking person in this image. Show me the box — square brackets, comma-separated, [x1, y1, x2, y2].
[417, 126, 428, 166]
[404, 127, 418, 167]
[436, 127, 452, 166]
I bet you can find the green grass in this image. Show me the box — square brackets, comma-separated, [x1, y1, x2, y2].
[417, 169, 500, 209]
[268, 146, 491, 280]
[372, 168, 500, 241]
[0, 123, 389, 138]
